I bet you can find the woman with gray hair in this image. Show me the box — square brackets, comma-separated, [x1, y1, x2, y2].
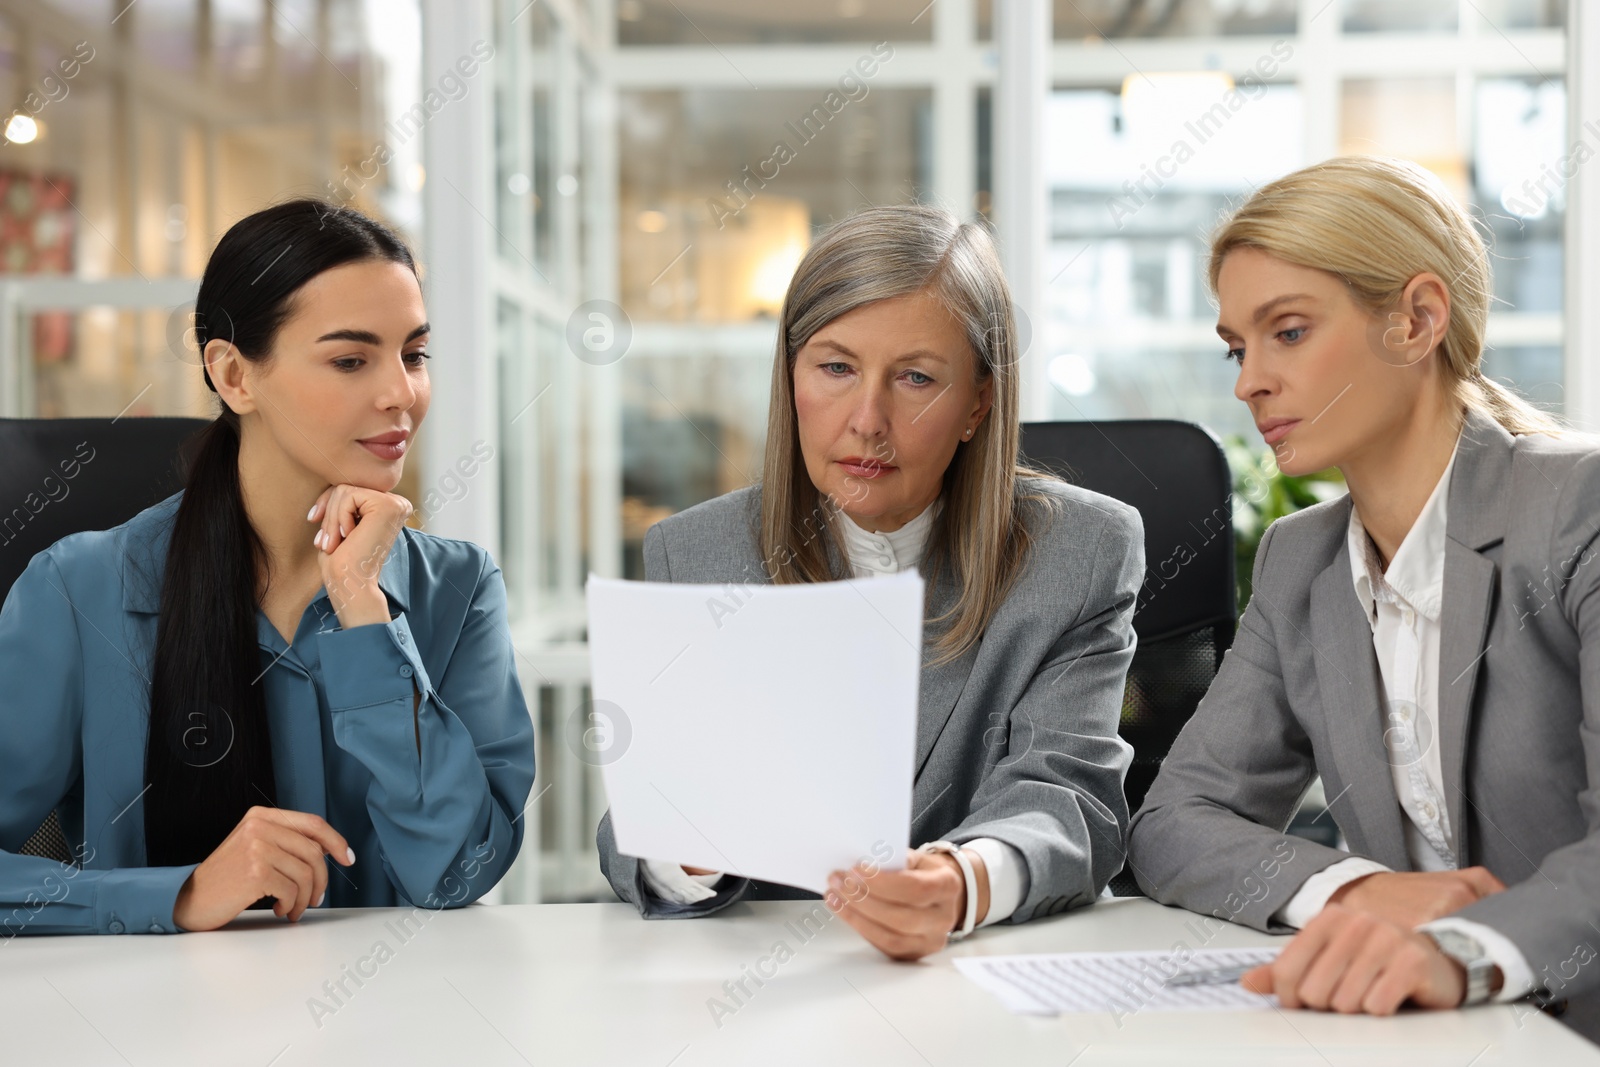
[597, 205, 1144, 960]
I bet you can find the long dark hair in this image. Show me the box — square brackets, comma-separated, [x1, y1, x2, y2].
[144, 200, 417, 868]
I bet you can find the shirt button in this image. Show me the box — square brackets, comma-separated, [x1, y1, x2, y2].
[878, 555, 892, 566]
[108, 919, 125, 934]
[1423, 802, 1437, 820]
[397, 631, 407, 645]
[400, 665, 413, 678]
[149, 922, 164, 933]
[1403, 608, 1415, 626]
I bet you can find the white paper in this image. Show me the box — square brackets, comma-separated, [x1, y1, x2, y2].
[954, 948, 1281, 1015]
[585, 569, 923, 895]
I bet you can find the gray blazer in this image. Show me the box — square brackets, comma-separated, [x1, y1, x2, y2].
[1128, 408, 1600, 1028]
[598, 475, 1144, 924]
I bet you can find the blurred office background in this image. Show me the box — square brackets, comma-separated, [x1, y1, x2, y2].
[0, 0, 1588, 902]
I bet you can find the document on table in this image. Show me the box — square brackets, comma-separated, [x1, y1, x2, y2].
[954, 948, 1281, 1015]
[585, 569, 923, 895]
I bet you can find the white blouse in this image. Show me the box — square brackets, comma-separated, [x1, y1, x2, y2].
[1271, 434, 1532, 1000]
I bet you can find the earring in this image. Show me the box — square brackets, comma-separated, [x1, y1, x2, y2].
[964, 428, 972, 438]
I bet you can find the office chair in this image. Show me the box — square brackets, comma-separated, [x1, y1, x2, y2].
[0, 416, 209, 864]
[1020, 419, 1237, 896]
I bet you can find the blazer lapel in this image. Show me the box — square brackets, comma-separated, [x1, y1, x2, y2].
[913, 562, 979, 777]
[821, 526, 977, 778]
[1436, 409, 1513, 863]
[1436, 542, 1496, 862]
[1308, 535, 1410, 868]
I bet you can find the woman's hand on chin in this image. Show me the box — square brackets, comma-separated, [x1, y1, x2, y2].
[308, 484, 413, 629]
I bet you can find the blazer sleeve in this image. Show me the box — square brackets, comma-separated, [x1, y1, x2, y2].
[597, 520, 755, 918]
[941, 501, 1143, 921]
[1446, 450, 1600, 996]
[314, 548, 535, 909]
[0, 550, 197, 936]
[1126, 519, 1357, 931]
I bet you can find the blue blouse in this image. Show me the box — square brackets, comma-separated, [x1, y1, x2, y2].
[0, 493, 536, 935]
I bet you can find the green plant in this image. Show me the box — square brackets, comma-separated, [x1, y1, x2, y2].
[1223, 435, 1346, 610]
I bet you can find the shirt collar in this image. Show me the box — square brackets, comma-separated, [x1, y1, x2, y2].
[838, 496, 940, 573]
[1346, 430, 1461, 628]
[122, 491, 412, 615]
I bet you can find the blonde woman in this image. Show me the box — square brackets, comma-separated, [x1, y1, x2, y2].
[597, 205, 1144, 960]
[1128, 156, 1600, 1038]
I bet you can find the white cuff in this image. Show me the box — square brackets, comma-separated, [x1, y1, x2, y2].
[640, 858, 724, 904]
[962, 837, 1025, 927]
[1272, 857, 1392, 929]
[1420, 917, 1537, 1003]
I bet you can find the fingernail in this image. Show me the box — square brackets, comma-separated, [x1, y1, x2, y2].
[316, 890, 325, 907]
[339, 524, 347, 538]
[346, 847, 356, 865]
[307, 504, 318, 521]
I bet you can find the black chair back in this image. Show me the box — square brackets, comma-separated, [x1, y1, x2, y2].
[0, 417, 208, 605]
[0, 416, 209, 862]
[1020, 419, 1237, 895]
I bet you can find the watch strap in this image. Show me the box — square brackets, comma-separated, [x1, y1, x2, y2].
[918, 840, 978, 940]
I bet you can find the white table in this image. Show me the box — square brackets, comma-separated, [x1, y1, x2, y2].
[4, 896, 1594, 1066]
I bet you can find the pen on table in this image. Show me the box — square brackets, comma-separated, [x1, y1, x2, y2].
[1162, 963, 1259, 988]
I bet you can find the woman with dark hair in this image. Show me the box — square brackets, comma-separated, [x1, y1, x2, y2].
[0, 200, 535, 934]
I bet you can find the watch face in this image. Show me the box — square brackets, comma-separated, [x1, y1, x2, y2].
[1429, 930, 1494, 1004]
[1431, 929, 1485, 961]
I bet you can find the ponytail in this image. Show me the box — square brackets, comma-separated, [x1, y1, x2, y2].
[144, 413, 276, 866]
[1459, 366, 1562, 436]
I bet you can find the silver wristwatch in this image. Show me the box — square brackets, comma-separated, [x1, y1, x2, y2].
[1424, 928, 1497, 1006]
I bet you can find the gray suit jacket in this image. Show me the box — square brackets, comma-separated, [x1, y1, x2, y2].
[1129, 408, 1600, 1026]
[598, 476, 1144, 924]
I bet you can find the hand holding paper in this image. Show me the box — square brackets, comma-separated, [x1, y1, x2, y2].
[585, 569, 924, 895]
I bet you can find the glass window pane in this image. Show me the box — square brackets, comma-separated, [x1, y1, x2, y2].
[4, 0, 422, 420]
[497, 298, 534, 617]
[1469, 0, 1567, 31]
[978, 0, 1297, 40]
[1340, 77, 1463, 188]
[273, 0, 326, 88]
[622, 351, 771, 576]
[135, 0, 197, 75]
[618, 87, 932, 323]
[1476, 77, 1566, 315]
[536, 318, 575, 599]
[48, 0, 108, 24]
[215, 0, 268, 88]
[1043, 82, 1304, 442]
[1343, 0, 1458, 33]
[494, 0, 559, 276]
[535, 3, 560, 276]
[1043, 345, 1252, 438]
[976, 86, 993, 220]
[31, 307, 209, 420]
[617, 0, 933, 45]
